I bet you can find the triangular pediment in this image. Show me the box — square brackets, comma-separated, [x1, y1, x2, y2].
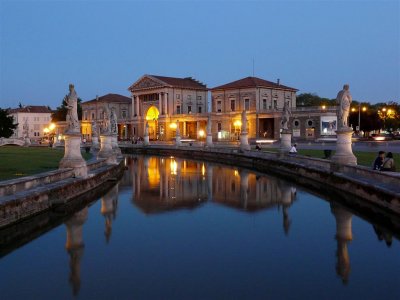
[128, 75, 168, 91]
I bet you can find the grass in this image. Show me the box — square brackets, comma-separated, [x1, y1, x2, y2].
[0, 146, 92, 181]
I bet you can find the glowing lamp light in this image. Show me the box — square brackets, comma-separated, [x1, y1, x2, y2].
[169, 123, 177, 129]
[234, 120, 242, 127]
[49, 123, 56, 131]
[170, 159, 177, 175]
[322, 105, 326, 110]
[199, 129, 205, 138]
[362, 107, 367, 112]
[351, 108, 356, 112]
[43, 127, 49, 134]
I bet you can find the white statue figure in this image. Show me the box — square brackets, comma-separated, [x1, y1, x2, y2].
[110, 107, 118, 134]
[206, 114, 212, 134]
[102, 107, 111, 134]
[176, 120, 181, 136]
[23, 119, 29, 138]
[241, 110, 247, 133]
[281, 100, 292, 130]
[144, 122, 149, 137]
[65, 84, 80, 133]
[91, 120, 98, 137]
[336, 84, 352, 129]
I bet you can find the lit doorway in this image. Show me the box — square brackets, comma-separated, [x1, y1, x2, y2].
[145, 106, 160, 140]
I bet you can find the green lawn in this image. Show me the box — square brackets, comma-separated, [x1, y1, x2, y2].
[0, 146, 92, 181]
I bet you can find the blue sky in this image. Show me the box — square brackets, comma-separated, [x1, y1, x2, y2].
[1, 0, 399, 108]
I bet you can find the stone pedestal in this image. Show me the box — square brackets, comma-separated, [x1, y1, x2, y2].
[206, 134, 213, 147]
[59, 133, 87, 177]
[331, 128, 357, 165]
[240, 132, 250, 151]
[280, 131, 292, 152]
[23, 137, 31, 147]
[112, 135, 122, 157]
[143, 135, 150, 146]
[175, 135, 182, 146]
[91, 136, 100, 152]
[98, 134, 116, 164]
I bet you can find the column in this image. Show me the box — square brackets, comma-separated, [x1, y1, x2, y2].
[164, 93, 168, 115]
[135, 95, 140, 117]
[196, 121, 200, 139]
[131, 95, 135, 117]
[159, 93, 162, 114]
[183, 121, 186, 137]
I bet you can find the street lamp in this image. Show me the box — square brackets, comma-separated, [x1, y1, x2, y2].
[352, 104, 367, 134]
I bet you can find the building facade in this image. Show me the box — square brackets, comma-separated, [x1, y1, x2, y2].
[128, 75, 209, 140]
[210, 76, 298, 140]
[81, 94, 132, 141]
[9, 106, 52, 141]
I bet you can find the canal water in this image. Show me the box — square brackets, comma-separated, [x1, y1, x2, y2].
[0, 155, 399, 299]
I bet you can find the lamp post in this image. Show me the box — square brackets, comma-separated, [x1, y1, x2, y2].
[351, 104, 367, 134]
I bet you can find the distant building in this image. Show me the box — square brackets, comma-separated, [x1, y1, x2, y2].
[8, 106, 52, 141]
[81, 94, 132, 140]
[128, 75, 209, 140]
[210, 76, 298, 140]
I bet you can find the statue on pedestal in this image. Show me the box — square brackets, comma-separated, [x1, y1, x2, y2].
[336, 84, 352, 129]
[91, 121, 98, 137]
[101, 107, 111, 134]
[110, 107, 118, 135]
[241, 110, 247, 133]
[23, 119, 29, 138]
[281, 100, 292, 131]
[176, 120, 181, 136]
[65, 84, 80, 133]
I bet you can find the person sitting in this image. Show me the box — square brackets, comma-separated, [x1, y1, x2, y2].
[255, 143, 261, 151]
[289, 144, 297, 154]
[372, 151, 385, 170]
[381, 152, 396, 171]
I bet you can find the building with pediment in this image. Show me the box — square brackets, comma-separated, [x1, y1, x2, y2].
[81, 94, 132, 141]
[128, 75, 209, 140]
[210, 76, 298, 140]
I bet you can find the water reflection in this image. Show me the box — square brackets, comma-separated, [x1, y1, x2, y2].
[129, 156, 297, 222]
[101, 184, 119, 243]
[331, 203, 353, 284]
[65, 207, 88, 296]
[3, 155, 399, 298]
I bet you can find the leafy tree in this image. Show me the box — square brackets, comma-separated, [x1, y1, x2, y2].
[51, 96, 82, 122]
[296, 93, 336, 107]
[0, 108, 18, 138]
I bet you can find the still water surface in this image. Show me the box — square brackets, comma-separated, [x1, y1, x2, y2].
[1, 155, 399, 299]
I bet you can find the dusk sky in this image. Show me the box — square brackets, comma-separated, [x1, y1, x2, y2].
[1, 0, 399, 109]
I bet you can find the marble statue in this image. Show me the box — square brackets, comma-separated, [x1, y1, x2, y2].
[91, 121, 98, 137]
[23, 119, 29, 138]
[281, 100, 291, 130]
[336, 84, 352, 129]
[110, 107, 118, 134]
[102, 107, 111, 134]
[206, 114, 212, 134]
[241, 110, 247, 133]
[176, 120, 181, 136]
[65, 84, 80, 133]
[144, 122, 149, 137]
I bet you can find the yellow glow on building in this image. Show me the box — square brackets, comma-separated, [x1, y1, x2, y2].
[147, 157, 160, 187]
[233, 120, 242, 127]
[234, 170, 239, 177]
[201, 163, 206, 176]
[145, 106, 159, 121]
[169, 123, 177, 129]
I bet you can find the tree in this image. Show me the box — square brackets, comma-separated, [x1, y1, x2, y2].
[296, 93, 336, 107]
[51, 96, 82, 122]
[0, 108, 18, 138]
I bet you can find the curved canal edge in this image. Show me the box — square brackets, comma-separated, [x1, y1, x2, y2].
[0, 159, 125, 229]
[121, 145, 400, 215]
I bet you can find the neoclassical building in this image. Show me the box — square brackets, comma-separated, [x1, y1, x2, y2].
[9, 106, 52, 141]
[128, 75, 209, 140]
[81, 94, 132, 141]
[210, 76, 298, 140]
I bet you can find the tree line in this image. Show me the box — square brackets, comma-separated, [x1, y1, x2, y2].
[297, 93, 400, 133]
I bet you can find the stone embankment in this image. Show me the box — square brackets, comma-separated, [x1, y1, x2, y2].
[122, 144, 400, 215]
[0, 159, 124, 229]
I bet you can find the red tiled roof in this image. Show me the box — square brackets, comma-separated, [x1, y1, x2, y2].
[150, 75, 207, 90]
[8, 105, 52, 114]
[82, 93, 131, 105]
[211, 76, 298, 91]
